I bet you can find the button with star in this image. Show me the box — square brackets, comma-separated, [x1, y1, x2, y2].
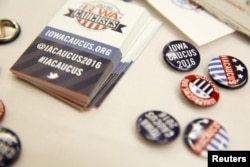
[184, 118, 229, 157]
[208, 55, 248, 89]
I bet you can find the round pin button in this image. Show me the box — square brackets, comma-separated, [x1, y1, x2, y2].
[0, 100, 5, 121]
[136, 110, 180, 144]
[0, 19, 21, 44]
[180, 74, 220, 107]
[0, 127, 21, 166]
[163, 40, 200, 72]
[208, 55, 248, 89]
[184, 118, 229, 157]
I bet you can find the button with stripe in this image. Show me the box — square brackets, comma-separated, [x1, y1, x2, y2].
[184, 118, 229, 158]
[180, 74, 220, 107]
[208, 55, 248, 89]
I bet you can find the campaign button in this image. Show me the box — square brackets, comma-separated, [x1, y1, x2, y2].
[208, 55, 248, 89]
[184, 118, 229, 157]
[163, 40, 200, 72]
[180, 74, 220, 107]
[0, 100, 5, 121]
[136, 110, 180, 144]
[0, 127, 21, 166]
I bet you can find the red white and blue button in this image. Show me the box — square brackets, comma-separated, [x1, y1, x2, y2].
[180, 74, 220, 107]
[184, 118, 229, 157]
[136, 110, 180, 144]
[163, 40, 200, 72]
[208, 55, 248, 89]
[0, 99, 5, 121]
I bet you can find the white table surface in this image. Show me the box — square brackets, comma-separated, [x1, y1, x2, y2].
[1, 0, 250, 167]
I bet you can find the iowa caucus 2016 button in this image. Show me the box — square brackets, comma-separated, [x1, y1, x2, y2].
[180, 74, 220, 107]
[163, 40, 200, 72]
[136, 110, 180, 144]
[208, 55, 248, 89]
[184, 118, 229, 158]
[0, 127, 21, 166]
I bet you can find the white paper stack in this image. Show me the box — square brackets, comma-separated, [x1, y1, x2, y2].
[146, 0, 234, 46]
[10, 0, 161, 110]
[191, 0, 250, 38]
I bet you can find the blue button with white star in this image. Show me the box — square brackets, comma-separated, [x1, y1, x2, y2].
[184, 118, 229, 157]
[208, 55, 248, 89]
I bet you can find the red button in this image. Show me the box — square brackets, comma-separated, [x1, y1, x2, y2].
[0, 99, 5, 120]
[180, 74, 220, 107]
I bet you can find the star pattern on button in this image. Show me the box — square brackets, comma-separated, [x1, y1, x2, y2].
[208, 55, 248, 89]
[232, 59, 247, 83]
[235, 64, 245, 72]
[184, 118, 229, 157]
[232, 58, 237, 63]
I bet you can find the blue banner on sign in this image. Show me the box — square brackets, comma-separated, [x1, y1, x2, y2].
[39, 26, 122, 68]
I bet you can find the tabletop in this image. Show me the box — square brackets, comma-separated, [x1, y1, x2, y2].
[1, 0, 250, 167]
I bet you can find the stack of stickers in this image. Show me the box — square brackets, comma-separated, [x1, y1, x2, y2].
[10, 0, 161, 110]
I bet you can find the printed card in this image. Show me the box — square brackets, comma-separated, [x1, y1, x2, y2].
[10, 0, 161, 110]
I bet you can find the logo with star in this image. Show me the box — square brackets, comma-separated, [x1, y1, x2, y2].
[231, 57, 248, 86]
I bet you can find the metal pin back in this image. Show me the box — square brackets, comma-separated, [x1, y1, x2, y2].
[0, 19, 21, 44]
